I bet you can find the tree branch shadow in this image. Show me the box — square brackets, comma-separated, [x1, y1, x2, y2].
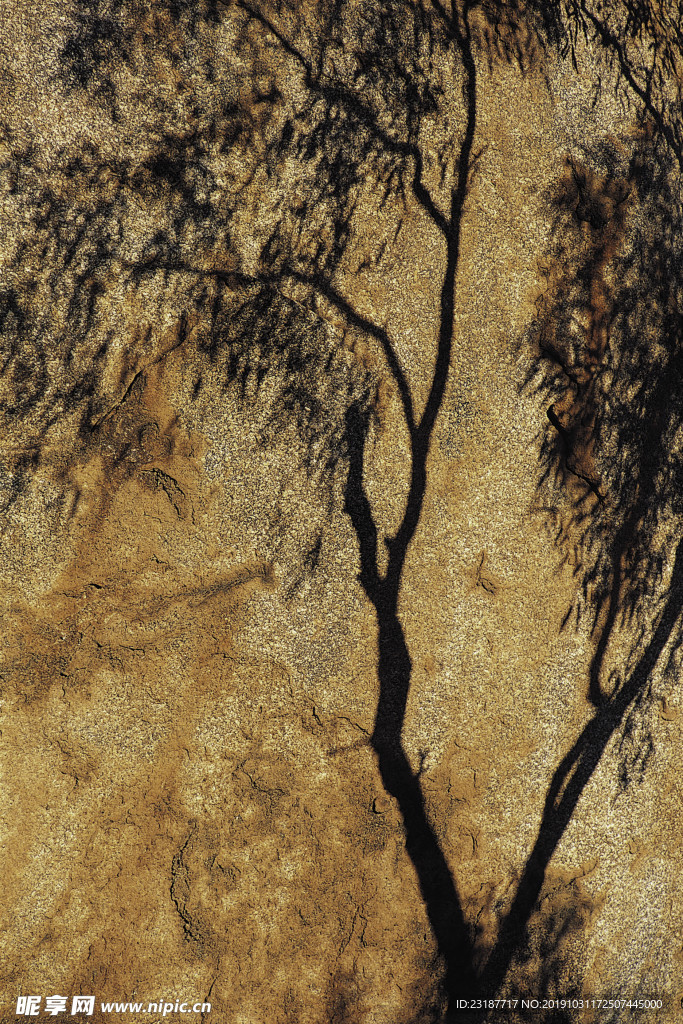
[505, 62, 683, 1010]
[481, 538, 683, 998]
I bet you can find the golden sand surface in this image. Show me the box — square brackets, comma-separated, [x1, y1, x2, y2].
[1, 3, 682, 1021]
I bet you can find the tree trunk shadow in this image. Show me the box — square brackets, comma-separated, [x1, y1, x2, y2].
[343, 264, 683, 1018]
[343, 402, 478, 1004]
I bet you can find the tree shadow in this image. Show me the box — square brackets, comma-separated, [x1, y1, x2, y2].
[507, 69, 683, 1009]
[5, 0, 682, 1018]
[469, 866, 597, 1023]
[480, 538, 683, 999]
